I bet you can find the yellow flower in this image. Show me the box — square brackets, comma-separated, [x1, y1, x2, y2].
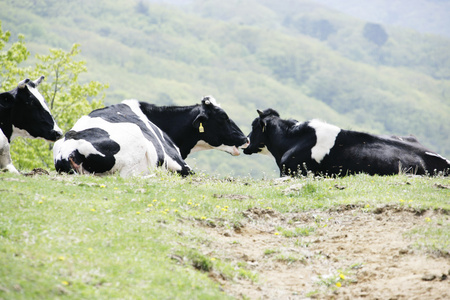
[90, 208, 96, 212]
[201, 216, 206, 220]
[210, 257, 216, 261]
[224, 206, 229, 209]
[38, 201, 43, 204]
[221, 208, 228, 212]
[165, 208, 170, 212]
[187, 201, 192, 205]
[100, 185, 106, 188]
[136, 211, 141, 215]
[152, 199, 157, 202]
[171, 198, 176, 202]
[173, 209, 178, 212]
[216, 205, 221, 209]
[365, 204, 370, 208]
[266, 207, 272, 210]
[58, 256, 65, 261]
[88, 248, 93, 252]
[61, 281, 69, 286]
[162, 211, 167, 215]
[339, 273, 345, 280]
[425, 217, 431, 222]
[274, 232, 280, 235]
[41, 196, 45, 200]
[399, 199, 405, 203]
[147, 204, 153, 207]
[336, 282, 341, 288]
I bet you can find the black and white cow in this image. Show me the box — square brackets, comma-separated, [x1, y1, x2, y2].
[244, 109, 450, 177]
[53, 96, 249, 176]
[0, 76, 63, 173]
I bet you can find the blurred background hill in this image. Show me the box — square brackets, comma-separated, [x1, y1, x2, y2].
[1, 0, 449, 177]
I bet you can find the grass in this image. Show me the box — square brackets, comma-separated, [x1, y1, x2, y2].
[0, 171, 449, 299]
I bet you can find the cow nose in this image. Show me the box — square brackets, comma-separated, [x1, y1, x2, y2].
[243, 138, 250, 149]
[53, 130, 63, 140]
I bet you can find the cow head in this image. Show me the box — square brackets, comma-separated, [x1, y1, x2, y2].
[243, 108, 279, 156]
[10, 76, 63, 141]
[191, 96, 249, 156]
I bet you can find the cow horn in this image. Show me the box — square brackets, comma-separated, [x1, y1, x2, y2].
[257, 109, 263, 116]
[202, 96, 220, 107]
[18, 78, 30, 89]
[33, 76, 45, 86]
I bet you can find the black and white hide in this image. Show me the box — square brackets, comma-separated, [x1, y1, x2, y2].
[244, 109, 450, 177]
[54, 96, 249, 177]
[0, 76, 62, 173]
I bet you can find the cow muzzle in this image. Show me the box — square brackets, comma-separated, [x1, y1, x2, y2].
[239, 138, 250, 149]
[230, 146, 240, 156]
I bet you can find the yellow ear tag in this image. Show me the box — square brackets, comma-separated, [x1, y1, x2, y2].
[199, 123, 204, 133]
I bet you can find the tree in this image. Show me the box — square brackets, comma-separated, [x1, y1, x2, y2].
[0, 21, 30, 90]
[363, 23, 388, 46]
[0, 23, 108, 171]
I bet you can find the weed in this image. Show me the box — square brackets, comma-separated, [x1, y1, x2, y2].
[275, 254, 304, 264]
[264, 249, 277, 256]
[276, 226, 315, 238]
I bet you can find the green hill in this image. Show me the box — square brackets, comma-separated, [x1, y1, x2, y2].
[1, 0, 449, 177]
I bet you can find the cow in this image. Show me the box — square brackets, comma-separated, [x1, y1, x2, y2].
[53, 96, 249, 176]
[0, 76, 63, 173]
[244, 108, 450, 177]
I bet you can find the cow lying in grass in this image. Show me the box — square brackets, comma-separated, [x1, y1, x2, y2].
[0, 77, 62, 173]
[244, 109, 450, 177]
[53, 96, 248, 176]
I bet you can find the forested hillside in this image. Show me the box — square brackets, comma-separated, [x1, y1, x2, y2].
[313, 0, 450, 38]
[1, 0, 449, 177]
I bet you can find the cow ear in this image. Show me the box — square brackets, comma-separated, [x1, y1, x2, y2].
[257, 109, 264, 116]
[17, 78, 31, 89]
[33, 76, 45, 87]
[193, 113, 208, 131]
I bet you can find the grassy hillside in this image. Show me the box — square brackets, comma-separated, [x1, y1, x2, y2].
[1, 0, 449, 177]
[0, 172, 449, 298]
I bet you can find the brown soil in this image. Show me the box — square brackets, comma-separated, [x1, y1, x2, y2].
[201, 206, 450, 299]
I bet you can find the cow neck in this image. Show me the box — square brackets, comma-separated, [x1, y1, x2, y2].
[139, 102, 201, 159]
[266, 118, 298, 163]
[0, 92, 14, 141]
[264, 119, 290, 164]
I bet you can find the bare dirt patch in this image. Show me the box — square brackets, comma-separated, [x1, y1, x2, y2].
[202, 206, 450, 299]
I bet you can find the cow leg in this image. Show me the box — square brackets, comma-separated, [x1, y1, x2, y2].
[69, 157, 82, 174]
[0, 134, 19, 174]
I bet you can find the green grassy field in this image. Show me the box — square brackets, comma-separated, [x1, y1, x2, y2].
[1, 171, 449, 299]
